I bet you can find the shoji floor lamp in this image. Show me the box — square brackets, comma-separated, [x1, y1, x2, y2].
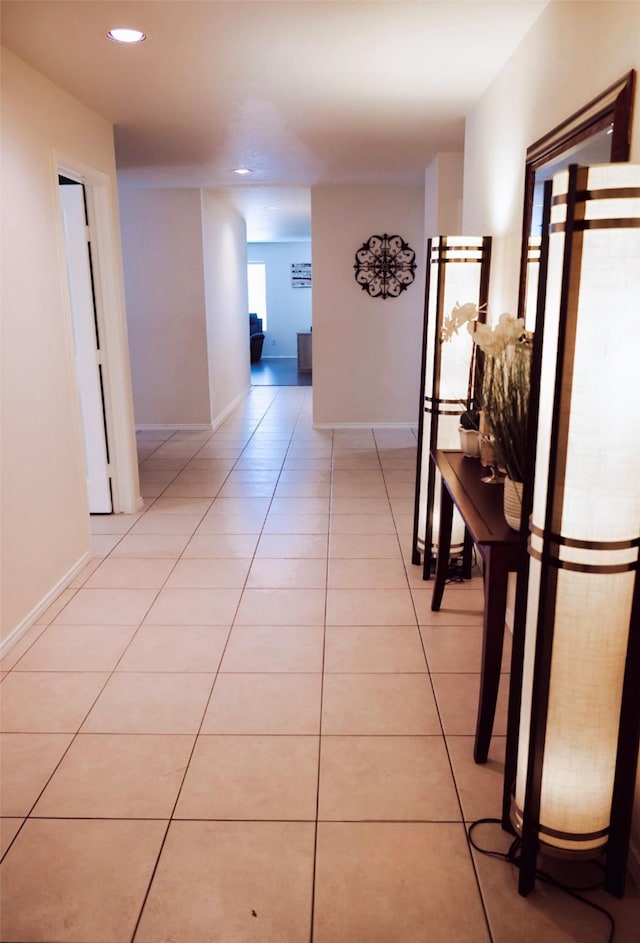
[507, 163, 640, 897]
[412, 236, 492, 579]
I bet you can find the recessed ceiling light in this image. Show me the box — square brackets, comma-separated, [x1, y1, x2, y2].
[106, 28, 146, 44]
[233, 168, 253, 175]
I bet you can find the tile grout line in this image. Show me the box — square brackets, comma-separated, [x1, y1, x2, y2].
[127, 393, 291, 942]
[2, 391, 510, 941]
[308, 422, 333, 943]
[129, 385, 318, 941]
[374, 426, 497, 943]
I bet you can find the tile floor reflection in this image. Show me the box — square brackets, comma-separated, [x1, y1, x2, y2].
[1, 386, 639, 941]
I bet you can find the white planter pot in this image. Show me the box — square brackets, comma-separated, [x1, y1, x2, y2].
[503, 477, 524, 530]
[458, 427, 481, 458]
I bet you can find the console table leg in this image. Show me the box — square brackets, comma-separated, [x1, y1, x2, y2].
[431, 486, 453, 611]
[474, 548, 509, 763]
[462, 529, 473, 580]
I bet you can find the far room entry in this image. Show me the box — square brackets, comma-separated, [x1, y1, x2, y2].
[247, 243, 313, 386]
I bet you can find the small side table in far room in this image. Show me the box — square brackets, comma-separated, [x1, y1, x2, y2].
[297, 331, 312, 373]
[430, 449, 526, 764]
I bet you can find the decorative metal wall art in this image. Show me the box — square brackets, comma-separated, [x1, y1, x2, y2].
[354, 233, 417, 299]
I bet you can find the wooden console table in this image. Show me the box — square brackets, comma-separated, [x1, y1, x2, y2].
[431, 449, 526, 764]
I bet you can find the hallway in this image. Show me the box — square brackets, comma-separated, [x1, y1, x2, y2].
[1, 386, 638, 941]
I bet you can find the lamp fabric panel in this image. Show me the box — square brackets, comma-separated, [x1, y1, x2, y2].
[512, 164, 640, 876]
[412, 237, 491, 570]
[524, 236, 542, 332]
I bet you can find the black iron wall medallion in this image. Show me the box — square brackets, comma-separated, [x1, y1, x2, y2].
[353, 233, 417, 299]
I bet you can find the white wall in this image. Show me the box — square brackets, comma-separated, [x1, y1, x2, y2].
[461, 0, 640, 876]
[424, 153, 464, 237]
[311, 185, 425, 426]
[201, 190, 251, 426]
[463, 0, 640, 316]
[247, 242, 312, 358]
[119, 189, 211, 426]
[0, 48, 134, 646]
[119, 188, 249, 430]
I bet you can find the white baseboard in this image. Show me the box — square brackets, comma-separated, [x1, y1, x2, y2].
[113, 490, 145, 515]
[210, 388, 251, 432]
[136, 392, 252, 438]
[0, 551, 91, 658]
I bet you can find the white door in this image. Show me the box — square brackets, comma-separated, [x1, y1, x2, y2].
[59, 180, 112, 513]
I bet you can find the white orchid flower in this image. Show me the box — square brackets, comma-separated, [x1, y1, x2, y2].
[441, 301, 481, 342]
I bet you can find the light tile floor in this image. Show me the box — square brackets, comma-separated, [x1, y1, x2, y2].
[1, 386, 639, 942]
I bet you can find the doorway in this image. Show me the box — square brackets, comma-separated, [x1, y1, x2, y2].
[58, 175, 112, 513]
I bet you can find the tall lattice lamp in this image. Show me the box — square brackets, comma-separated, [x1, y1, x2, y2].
[510, 163, 640, 897]
[523, 235, 542, 332]
[412, 236, 491, 578]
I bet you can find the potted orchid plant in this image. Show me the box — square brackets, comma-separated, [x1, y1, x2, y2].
[472, 312, 532, 483]
[442, 303, 533, 526]
[440, 302, 483, 457]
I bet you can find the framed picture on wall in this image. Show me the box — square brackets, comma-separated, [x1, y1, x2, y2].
[292, 263, 312, 288]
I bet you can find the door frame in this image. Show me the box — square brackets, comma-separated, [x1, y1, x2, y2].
[58, 179, 113, 512]
[54, 152, 142, 514]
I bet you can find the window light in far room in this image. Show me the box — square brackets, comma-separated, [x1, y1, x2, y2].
[247, 262, 267, 331]
[106, 28, 146, 44]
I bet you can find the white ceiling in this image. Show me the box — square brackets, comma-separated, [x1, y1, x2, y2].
[1, 1, 549, 240]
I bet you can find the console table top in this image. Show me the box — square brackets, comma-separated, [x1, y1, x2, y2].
[432, 449, 522, 547]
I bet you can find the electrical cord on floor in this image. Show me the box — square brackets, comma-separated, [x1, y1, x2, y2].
[445, 559, 467, 583]
[445, 547, 479, 583]
[467, 818, 617, 943]
[422, 548, 479, 583]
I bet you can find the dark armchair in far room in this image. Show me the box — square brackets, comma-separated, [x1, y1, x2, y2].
[249, 313, 265, 363]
